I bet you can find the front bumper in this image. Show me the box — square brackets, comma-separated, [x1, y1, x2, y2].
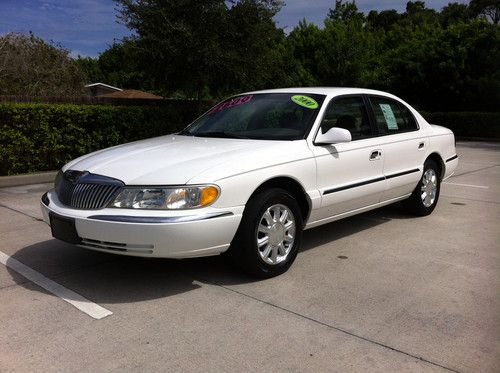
[41, 189, 244, 258]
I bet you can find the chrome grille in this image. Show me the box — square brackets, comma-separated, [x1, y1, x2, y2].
[55, 170, 124, 210]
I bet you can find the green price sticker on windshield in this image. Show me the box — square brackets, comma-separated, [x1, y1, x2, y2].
[291, 95, 318, 109]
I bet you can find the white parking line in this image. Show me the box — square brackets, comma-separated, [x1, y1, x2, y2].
[443, 182, 489, 189]
[0, 251, 112, 320]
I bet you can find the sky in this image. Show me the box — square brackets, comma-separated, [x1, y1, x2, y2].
[0, 0, 470, 58]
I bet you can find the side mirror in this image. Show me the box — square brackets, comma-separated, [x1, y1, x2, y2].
[315, 127, 352, 145]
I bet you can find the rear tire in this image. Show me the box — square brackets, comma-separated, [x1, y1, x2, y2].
[403, 159, 441, 216]
[228, 188, 303, 278]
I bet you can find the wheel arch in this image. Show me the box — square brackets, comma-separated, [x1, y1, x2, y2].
[425, 152, 445, 180]
[249, 176, 311, 226]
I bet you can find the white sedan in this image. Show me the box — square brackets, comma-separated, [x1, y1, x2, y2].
[41, 88, 458, 277]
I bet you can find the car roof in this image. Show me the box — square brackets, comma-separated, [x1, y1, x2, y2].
[243, 87, 393, 97]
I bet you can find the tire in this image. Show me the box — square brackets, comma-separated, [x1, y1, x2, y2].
[403, 159, 441, 216]
[228, 188, 303, 278]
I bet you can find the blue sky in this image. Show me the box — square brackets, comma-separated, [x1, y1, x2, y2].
[0, 0, 469, 58]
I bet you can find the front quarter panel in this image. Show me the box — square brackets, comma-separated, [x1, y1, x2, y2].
[214, 157, 318, 209]
[190, 140, 318, 210]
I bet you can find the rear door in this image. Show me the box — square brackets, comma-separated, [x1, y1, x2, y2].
[310, 95, 385, 221]
[367, 95, 427, 202]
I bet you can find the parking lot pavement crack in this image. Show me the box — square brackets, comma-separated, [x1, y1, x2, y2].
[0, 203, 43, 221]
[194, 275, 461, 373]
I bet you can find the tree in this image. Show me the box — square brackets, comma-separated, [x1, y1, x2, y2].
[0, 32, 84, 96]
[73, 56, 104, 84]
[400, 1, 439, 26]
[97, 38, 148, 90]
[382, 20, 500, 111]
[319, 19, 379, 87]
[109, 0, 499, 111]
[440, 2, 472, 26]
[115, 0, 286, 100]
[470, 0, 500, 24]
[228, 0, 283, 14]
[327, 0, 364, 24]
[219, 0, 287, 93]
[74, 38, 150, 91]
[366, 10, 400, 30]
[115, 0, 228, 101]
[283, 20, 325, 86]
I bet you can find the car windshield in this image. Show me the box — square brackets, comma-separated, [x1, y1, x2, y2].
[179, 93, 326, 140]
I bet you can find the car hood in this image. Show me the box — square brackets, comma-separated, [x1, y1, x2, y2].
[63, 135, 302, 185]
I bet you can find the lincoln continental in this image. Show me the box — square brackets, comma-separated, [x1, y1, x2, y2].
[41, 88, 458, 277]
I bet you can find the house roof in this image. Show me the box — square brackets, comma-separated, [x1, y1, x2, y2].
[84, 82, 122, 92]
[102, 89, 163, 99]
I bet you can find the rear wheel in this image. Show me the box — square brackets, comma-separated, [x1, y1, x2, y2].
[403, 159, 441, 216]
[228, 188, 303, 278]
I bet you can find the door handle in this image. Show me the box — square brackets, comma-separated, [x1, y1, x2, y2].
[418, 142, 425, 149]
[370, 150, 382, 160]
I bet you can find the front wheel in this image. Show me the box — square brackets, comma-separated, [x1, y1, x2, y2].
[403, 159, 441, 216]
[228, 188, 303, 278]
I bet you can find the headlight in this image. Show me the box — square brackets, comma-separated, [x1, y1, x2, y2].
[110, 185, 220, 209]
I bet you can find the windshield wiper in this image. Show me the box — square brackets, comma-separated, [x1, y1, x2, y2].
[193, 131, 249, 139]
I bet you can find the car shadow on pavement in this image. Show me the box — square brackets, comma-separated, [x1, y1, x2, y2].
[6, 203, 410, 305]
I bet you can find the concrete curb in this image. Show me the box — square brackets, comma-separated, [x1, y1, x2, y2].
[0, 171, 57, 188]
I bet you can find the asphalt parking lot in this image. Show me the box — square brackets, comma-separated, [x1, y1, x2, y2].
[0, 141, 498, 372]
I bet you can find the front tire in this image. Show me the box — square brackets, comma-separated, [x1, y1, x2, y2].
[228, 188, 303, 278]
[403, 159, 441, 216]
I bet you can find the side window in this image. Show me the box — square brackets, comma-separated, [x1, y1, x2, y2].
[320, 96, 372, 140]
[398, 102, 418, 130]
[369, 96, 418, 135]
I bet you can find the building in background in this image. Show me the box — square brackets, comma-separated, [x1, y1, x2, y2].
[84, 83, 163, 100]
[84, 83, 122, 97]
[102, 89, 163, 100]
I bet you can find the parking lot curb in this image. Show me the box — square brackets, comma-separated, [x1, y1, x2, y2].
[0, 171, 57, 188]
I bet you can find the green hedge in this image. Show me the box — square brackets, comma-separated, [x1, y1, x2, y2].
[0, 103, 209, 176]
[0, 104, 498, 176]
[422, 112, 500, 139]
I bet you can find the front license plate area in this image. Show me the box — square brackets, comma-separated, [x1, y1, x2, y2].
[49, 212, 81, 244]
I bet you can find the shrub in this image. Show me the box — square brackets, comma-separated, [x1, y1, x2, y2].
[0, 104, 498, 176]
[0, 103, 209, 175]
[422, 112, 500, 139]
